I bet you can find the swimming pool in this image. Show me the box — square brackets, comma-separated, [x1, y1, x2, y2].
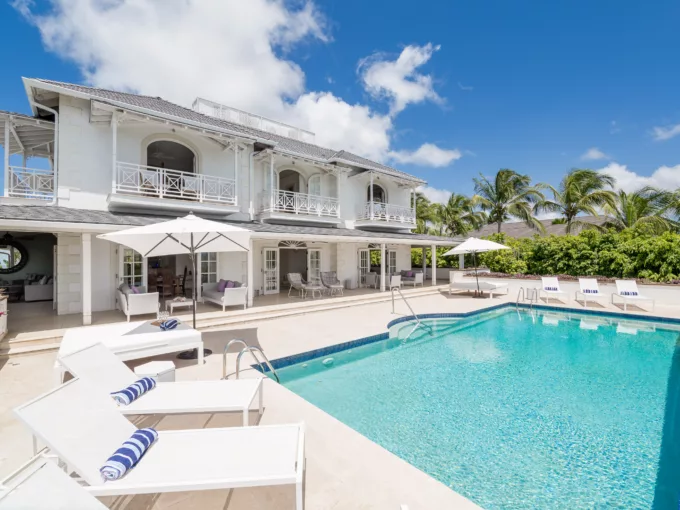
[271, 307, 680, 509]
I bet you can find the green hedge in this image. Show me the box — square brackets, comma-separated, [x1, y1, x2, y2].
[467, 229, 680, 282]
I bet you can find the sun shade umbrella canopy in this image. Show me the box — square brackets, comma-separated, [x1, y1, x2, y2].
[98, 213, 251, 358]
[442, 237, 510, 295]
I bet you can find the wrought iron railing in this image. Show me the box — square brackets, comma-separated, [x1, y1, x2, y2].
[114, 162, 237, 205]
[359, 201, 416, 224]
[6, 166, 54, 200]
[261, 189, 340, 218]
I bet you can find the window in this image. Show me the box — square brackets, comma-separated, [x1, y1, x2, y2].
[388, 250, 397, 275]
[200, 252, 217, 284]
[368, 184, 386, 203]
[121, 248, 143, 287]
[308, 174, 321, 196]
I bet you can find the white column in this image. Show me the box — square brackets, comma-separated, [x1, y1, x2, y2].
[21, 152, 27, 168]
[422, 246, 426, 279]
[459, 253, 465, 270]
[81, 233, 92, 325]
[369, 172, 374, 220]
[380, 243, 386, 292]
[247, 238, 254, 307]
[431, 244, 437, 286]
[4, 118, 10, 197]
[111, 112, 118, 194]
[269, 153, 274, 209]
[233, 143, 239, 207]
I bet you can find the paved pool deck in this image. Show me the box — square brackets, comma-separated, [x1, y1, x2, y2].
[1, 288, 678, 509]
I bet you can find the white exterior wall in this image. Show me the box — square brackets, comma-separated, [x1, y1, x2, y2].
[217, 252, 248, 284]
[56, 233, 82, 315]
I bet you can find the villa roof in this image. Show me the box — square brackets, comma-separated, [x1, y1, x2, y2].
[25, 78, 425, 185]
[469, 215, 606, 238]
[0, 205, 460, 245]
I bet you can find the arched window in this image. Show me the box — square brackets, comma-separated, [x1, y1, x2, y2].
[278, 169, 302, 193]
[368, 184, 386, 203]
[147, 140, 196, 173]
[308, 174, 321, 196]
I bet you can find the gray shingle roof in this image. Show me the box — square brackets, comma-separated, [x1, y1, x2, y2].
[31, 79, 424, 184]
[469, 215, 606, 238]
[0, 205, 458, 244]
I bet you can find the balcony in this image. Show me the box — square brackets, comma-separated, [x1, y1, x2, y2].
[110, 162, 238, 213]
[5, 166, 54, 200]
[355, 201, 416, 228]
[259, 189, 341, 224]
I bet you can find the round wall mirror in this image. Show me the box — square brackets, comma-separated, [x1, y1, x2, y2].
[0, 235, 28, 274]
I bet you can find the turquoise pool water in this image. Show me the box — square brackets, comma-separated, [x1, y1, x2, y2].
[275, 309, 680, 509]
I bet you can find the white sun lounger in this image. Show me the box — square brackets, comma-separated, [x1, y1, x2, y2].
[58, 343, 263, 426]
[54, 320, 203, 384]
[448, 272, 509, 298]
[539, 277, 567, 304]
[14, 378, 306, 509]
[575, 278, 608, 307]
[0, 454, 108, 510]
[612, 280, 655, 312]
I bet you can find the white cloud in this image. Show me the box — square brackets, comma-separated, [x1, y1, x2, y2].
[597, 162, 680, 192]
[457, 82, 473, 91]
[389, 143, 462, 167]
[652, 124, 680, 141]
[15, 0, 460, 168]
[610, 120, 621, 134]
[580, 147, 610, 161]
[417, 185, 452, 204]
[359, 43, 443, 115]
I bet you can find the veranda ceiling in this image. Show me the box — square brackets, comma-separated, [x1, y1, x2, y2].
[0, 111, 55, 159]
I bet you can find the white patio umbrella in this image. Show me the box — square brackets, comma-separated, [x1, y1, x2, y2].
[442, 237, 510, 295]
[98, 213, 251, 358]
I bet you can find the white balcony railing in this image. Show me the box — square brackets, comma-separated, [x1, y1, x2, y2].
[359, 201, 416, 224]
[6, 166, 54, 200]
[261, 189, 340, 218]
[114, 162, 237, 205]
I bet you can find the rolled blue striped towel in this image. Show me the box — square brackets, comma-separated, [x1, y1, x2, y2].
[160, 318, 179, 331]
[546, 286, 558, 291]
[110, 377, 156, 406]
[100, 428, 158, 481]
[621, 291, 638, 296]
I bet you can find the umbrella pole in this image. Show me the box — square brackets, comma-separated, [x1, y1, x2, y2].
[474, 251, 481, 296]
[177, 233, 212, 361]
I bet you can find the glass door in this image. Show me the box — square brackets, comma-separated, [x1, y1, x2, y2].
[263, 248, 279, 295]
[358, 249, 369, 287]
[388, 250, 397, 276]
[307, 249, 321, 284]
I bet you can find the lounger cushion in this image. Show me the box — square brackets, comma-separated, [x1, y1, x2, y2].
[100, 428, 158, 481]
[111, 377, 157, 406]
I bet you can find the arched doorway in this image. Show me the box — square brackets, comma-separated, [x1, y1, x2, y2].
[278, 169, 303, 193]
[368, 183, 386, 203]
[147, 140, 195, 172]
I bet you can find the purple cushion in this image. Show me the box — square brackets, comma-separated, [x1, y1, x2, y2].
[131, 286, 140, 294]
[217, 279, 227, 292]
[407, 271, 414, 278]
[226, 280, 235, 289]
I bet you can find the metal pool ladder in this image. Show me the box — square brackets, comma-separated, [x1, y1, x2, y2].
[516, 286, 538, 311]
[391, 286, 433, 339]
[222, 339, 280, 383]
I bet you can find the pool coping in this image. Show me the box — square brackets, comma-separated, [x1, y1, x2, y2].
[257, 302, 680, 372]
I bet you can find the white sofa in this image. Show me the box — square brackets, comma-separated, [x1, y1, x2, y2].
[116, 285, 159, 322]
[202, 281, 248, 311]
[24, 282, 54, 302]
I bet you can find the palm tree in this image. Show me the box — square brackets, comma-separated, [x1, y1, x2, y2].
[413, 192, 433, 234]
[473, 169, 546, 234]
[535, 169, 617, 234]
[603, 188, 673, 233]
[437, 193, 486, 236]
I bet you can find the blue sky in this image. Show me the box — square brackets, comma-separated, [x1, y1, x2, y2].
[2, 0, 680, 202]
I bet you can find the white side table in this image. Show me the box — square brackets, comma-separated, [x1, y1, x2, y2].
[165, 299, 194, 315]
[134, 360, 176, 383]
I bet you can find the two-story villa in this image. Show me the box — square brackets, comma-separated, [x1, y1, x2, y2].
[0, 78, 459, 326]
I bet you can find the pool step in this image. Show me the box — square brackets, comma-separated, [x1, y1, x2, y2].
[0, 285, 447, 358]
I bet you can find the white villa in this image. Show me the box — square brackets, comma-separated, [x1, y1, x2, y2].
[0, 78, 459, 328]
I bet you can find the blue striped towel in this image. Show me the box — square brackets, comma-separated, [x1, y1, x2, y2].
[160, 318, 179, 331]
[546, 286, 558, 291]
[621, 291, 638, 296]
[100, 428, 158, 481]
[110, 377, 156, 406]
